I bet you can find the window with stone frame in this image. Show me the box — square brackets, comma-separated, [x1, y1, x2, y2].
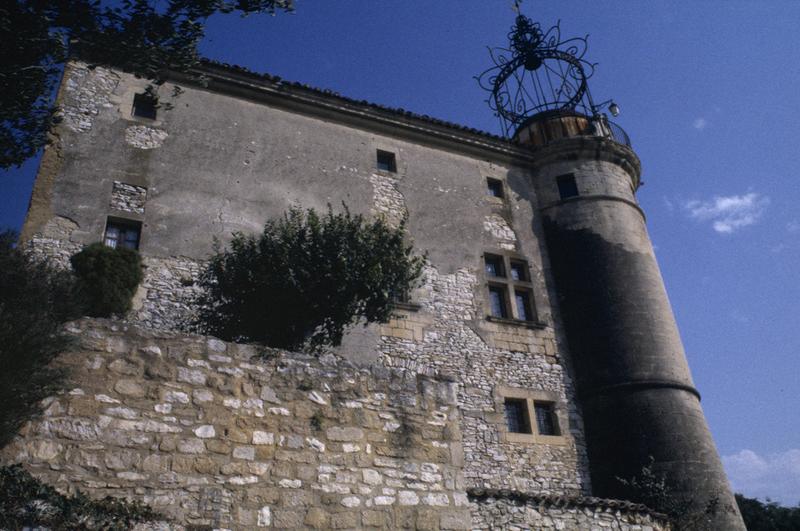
[498, 387, 567, 444]
[534, 401, 560, 436]
[483, 252, 537, 323]
[104, 217, 142, 250]
[504, 397, 531, 434]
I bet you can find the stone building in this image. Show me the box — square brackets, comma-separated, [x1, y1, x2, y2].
[5, 11, 744, 531]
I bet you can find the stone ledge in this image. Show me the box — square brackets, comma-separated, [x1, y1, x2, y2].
[467, 487, 669, 522]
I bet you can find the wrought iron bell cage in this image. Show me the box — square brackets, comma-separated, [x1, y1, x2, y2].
[477, 11, 625, 144]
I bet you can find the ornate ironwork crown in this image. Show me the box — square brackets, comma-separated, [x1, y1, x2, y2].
[476, 12, 599, 137]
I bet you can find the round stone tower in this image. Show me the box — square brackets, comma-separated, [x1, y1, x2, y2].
[477, 10, 745, 529]
[519, 114, 743, 529]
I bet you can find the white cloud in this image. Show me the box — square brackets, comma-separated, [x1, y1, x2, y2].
[693, 117, 708, 130]
[683, 193, 769, 233]
[787, 220, 800, 233]
[722, 449, 800, 505]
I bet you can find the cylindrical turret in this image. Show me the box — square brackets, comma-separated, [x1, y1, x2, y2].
[521, 114, 744, 529]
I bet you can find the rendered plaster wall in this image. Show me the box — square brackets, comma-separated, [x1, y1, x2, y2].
[23, 63, 591, 498]
[1, 319, 471, 530]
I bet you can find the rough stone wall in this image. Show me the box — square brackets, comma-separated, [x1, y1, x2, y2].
[378, 266, 588, 496]
[368, 161, 590, 497]
[133, 256, 205, 332]
[60, 64, 120, 133]
[469, 492, 670, 530]
[111, 181, 148, 214]
[125, 124, 169, 150]
[482, 214, 517, 250]
[24, 216, 83, 269]
[369, 171, 407, 228]
[1, 319, 471, 530]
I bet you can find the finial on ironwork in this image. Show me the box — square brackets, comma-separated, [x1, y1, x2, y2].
[511, 0, 522, 14]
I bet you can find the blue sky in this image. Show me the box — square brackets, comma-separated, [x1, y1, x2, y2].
[2, 0, 798, 505]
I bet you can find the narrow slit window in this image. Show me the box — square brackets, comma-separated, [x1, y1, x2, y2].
[504, 398, 531, 434]
[534, 402, 559, 436]
[104, 218, 142, 250]
[376, 150, 397, 172]
[486, 177, 504, 198]
[556, 173, 578, 199]
[488, 285, 508, 318]
[132, 93, 157, 120]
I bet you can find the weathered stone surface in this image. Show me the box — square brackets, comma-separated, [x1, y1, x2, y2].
[469, 495, 670, 530]
[326, 426, 364, 442]
[193, 425, 215, 438]
[303, 506, 329, 528]
[114, 379, 145, 397]
[0, 319, 659, 530]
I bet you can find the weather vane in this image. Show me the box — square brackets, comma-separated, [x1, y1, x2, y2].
[477, 4, 619, 138]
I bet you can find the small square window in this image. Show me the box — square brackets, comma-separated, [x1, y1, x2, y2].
[556, 173, 578, 200]
[504, 398, 532, 434]
[376, 150, 397, 172]
[534, 402, 560, 436]
[486, 177, 504, 198]
[484, 254, 505, 278]
[514, 290, 533, 322]
[104, 218, 142, 250]
[509, 260, 527, 281]
[488, 285, 508, 318]
[132, 93, 157, 120]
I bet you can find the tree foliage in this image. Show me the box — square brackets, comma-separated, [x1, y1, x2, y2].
[70, 242, 142, 317]
[0, 464, 158, 530]
[0, 230, 83, 447]
[1, 0, 294, 169]
[736, 494, 800, 531]
[198, 205, 426, 352]
[616, 457, 726, 530]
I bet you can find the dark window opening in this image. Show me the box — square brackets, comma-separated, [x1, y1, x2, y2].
[514, 290, 533, 322]
[504, 398, 531, 434]
[390, 285, 410, 303]
[556, 173, 579, 200]
[534, 402, 559, 436]
[484, 254, 505, 277]
[488, 285, 508, 318]
[376, 150, 397, 172]
[487, 177, 504, 198]
[132, 93, 157, 120]
[509, 260, 527, 281]
[104, 218, 142, 250]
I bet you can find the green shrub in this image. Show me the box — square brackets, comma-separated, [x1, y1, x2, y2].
[0, 464, 158, 530]
[0, 230, 84, 447]
[198, 205, 425, 351]
[70, 243, 143, 317]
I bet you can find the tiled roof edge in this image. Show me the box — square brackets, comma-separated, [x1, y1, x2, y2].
[191, 59, 528, 155]
[467, 487, 670, 522]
